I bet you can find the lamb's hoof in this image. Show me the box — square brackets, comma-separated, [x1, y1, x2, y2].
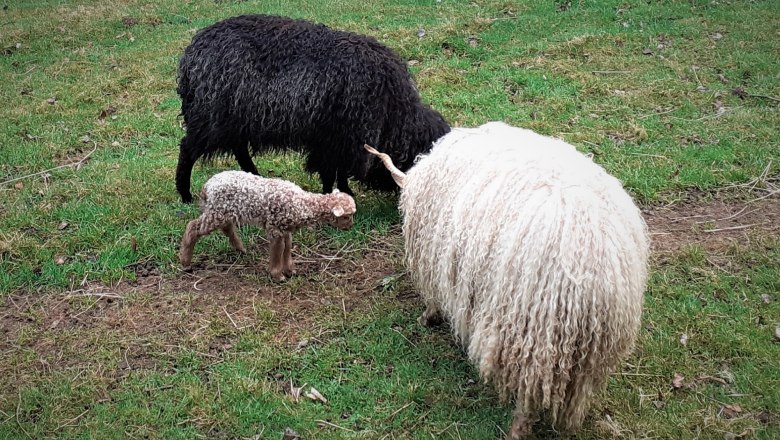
[270, 272, 286, 282]
[237, 246, 247, 253]
[283, 267, 297, 277]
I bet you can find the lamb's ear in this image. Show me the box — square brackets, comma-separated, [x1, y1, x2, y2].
[332, 206, 345, 217]
[332, 188, 340, 194]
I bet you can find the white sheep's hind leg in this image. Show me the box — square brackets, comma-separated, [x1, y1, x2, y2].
[282, 232, 296, 277]
[268, 232, 286, 282]
[221, 222, 246, 252]
[418, 301, 444, 327]
[506, 406, 537, 440]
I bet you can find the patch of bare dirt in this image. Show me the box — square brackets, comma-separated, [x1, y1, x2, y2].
[1, 193, 778, 395]
[643, 194, 780, 255]
[0, 228, 409, 394]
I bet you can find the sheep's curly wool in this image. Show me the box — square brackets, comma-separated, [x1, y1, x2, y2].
[179, 170, 355, 280]
[175, 14, 450, 203]
[398, 122, 649, 435]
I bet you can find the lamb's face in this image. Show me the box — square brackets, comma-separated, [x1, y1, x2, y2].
[327, 193, 357, 230]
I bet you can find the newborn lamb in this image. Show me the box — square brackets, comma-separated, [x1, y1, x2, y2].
[179, 171, 356, 281]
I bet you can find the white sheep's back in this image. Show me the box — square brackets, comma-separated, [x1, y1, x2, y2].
[400, 121, 649, 423]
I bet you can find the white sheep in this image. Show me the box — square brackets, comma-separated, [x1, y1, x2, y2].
[179, 171, 356, 281]
[365, 121, 649, 438]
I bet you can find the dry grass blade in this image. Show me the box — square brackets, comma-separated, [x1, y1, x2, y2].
[1, 141, 98, 186]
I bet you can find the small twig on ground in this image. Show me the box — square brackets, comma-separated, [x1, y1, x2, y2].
[1, 141, 98, 186]
[704, 222, 766, 233]
[715, 206, 752, 222]
[391, 327, 416, 347]
[16, 391, 32, 439]
[691, 65, 705, 89]
[592, 70, 632, 75]
[65, 292, 122, 299]
[193, 276, 205, 291]
[748, 93, 780, 103]
[626, 152, 670, 160]
[53, 409, 89, 432]
[387, 402, 415, 420]
[746, 189, 780, 204]
[671, 214, 709, 222]
[638, 107, 678, 119]
[316, 420, 355, 433]
[223, 306, 239, 329]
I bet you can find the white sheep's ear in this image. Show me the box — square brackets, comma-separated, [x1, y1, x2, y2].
[332, 188, 340, 194]
[332, 206, 345, 217]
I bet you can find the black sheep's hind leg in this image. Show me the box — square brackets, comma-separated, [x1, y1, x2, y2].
[233, 142, 259, 175]
[336, 169, 355, 196]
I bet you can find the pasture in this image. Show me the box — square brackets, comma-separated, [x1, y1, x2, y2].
[1, 0, 778, 438]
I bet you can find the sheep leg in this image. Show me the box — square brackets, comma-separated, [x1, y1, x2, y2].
[220, 222, 246, 253]
[320, 167, 336, 194]
[268, 233, 287, 282]
[336, 168, 354, 196]
[506, 407, 536, 440]
[417, 302, 444, 327]
[233, 142, 259, 175]
[175, 138, 200, 204]
[282, 232, 296, 277]
[179, 217, 217, 269]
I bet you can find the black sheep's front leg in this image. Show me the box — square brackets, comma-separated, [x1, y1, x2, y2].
[336, 168, 355, 196]
[320, 166, 336, 194]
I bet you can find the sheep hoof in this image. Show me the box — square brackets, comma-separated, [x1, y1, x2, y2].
[283, 269, 296, 277]
[507, 412, 534, 440]
[418, 310, 443, 327]
[181, 265, 193, 273]
[270, 271, 286, 282]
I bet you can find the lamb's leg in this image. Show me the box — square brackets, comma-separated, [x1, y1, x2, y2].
[268, 232, 287, 282]
[233, 142, 259, 175]
[220, 222, 246, 252]
[506, 407, 536, 440]
[179, 217, 217, 269]
[418, 302, 444, 327]
[282, 232, 296, 277]
[176, 136, 201, 204]
[336, 168, 355, 196]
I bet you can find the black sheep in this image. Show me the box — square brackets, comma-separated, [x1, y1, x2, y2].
[175, 14, 450, 203]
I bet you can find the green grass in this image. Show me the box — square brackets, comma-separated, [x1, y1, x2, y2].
[1, 0, 779, 438]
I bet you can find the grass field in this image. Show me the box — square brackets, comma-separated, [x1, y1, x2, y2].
[1, 0, 779, 438]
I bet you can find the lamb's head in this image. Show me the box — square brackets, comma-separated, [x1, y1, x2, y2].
[318, 190, 357, 230]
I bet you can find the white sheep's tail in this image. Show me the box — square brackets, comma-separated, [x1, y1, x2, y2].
[364, 144, 406, 188]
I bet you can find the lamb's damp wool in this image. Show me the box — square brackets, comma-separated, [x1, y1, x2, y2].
[175, 14, 450, 203]
[179, 171, 355, 281]
[370, 122, 650, 438]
